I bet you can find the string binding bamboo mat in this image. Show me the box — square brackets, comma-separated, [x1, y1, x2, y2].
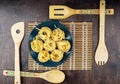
[28, 21, 92, 70]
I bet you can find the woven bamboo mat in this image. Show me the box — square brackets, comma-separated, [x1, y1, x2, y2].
[28, 21, 92, 70]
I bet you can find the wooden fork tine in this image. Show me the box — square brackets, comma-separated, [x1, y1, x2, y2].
[99, 61, 101, 66]
[102, 61, 104, 65]
[96, 61, 100, 65]
[101, 61, 102, 65]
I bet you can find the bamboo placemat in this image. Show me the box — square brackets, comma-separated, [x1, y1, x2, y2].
[28, 21, 92, 70]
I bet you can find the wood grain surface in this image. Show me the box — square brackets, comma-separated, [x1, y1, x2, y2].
[0, 0, 120, 84]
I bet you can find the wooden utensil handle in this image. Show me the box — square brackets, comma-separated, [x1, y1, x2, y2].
[99, 0, 105, 42]
[14, 44, 21, 84]
[3, 70, 40, 78]
[75, 9, 113, 15]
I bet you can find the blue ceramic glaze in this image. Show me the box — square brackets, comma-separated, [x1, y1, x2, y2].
[28, 20, 73, 67]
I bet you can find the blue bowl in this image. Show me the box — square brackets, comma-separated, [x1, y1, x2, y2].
[28, 20, 73, 67]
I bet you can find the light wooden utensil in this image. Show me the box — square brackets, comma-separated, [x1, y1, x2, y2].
[49, 5, 114, 19]
[11, 22, 24, 84]
[95, 0, 108, 66]
[3, 70, 65, 83]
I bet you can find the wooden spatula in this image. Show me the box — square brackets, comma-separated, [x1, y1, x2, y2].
[11, 22, 24, 84]
[49, 5, 114, 19]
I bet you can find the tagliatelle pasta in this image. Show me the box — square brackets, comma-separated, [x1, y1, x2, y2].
[51, 28, 65, 41]
[57, 40, 71, 52]
[30, 26, 71, 63]
[38, 27, 52, 41]
[38, 50, 50, 62]
[30, 38, 43, 52]
[51, 49, 64, 62]
[44, 39, 56, 52]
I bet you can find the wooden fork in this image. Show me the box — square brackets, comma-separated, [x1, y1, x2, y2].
[95, 0, 108, 66]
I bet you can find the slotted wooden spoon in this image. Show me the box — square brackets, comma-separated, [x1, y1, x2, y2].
[49, 5, 114, 19]
[3, 70, 65, 83]
[11, 22, 24, 84]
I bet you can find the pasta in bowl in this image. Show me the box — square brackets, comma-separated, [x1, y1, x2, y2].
[28, 20, 73, 67]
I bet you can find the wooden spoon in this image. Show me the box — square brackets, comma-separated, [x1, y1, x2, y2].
[11, 22, 24, 84]
[3, 70, 65, 83]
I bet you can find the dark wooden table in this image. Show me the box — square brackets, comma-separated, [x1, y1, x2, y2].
[0, 0, 120, 84]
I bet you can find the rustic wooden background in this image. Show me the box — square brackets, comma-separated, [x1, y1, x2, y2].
[0, 0, 120, 84]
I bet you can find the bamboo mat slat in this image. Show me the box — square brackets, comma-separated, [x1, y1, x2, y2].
[28, 21, 92, 70]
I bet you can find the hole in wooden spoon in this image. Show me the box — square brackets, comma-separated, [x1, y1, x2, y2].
[5, 72, 8, 74]
[16, 29, 20, 34]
